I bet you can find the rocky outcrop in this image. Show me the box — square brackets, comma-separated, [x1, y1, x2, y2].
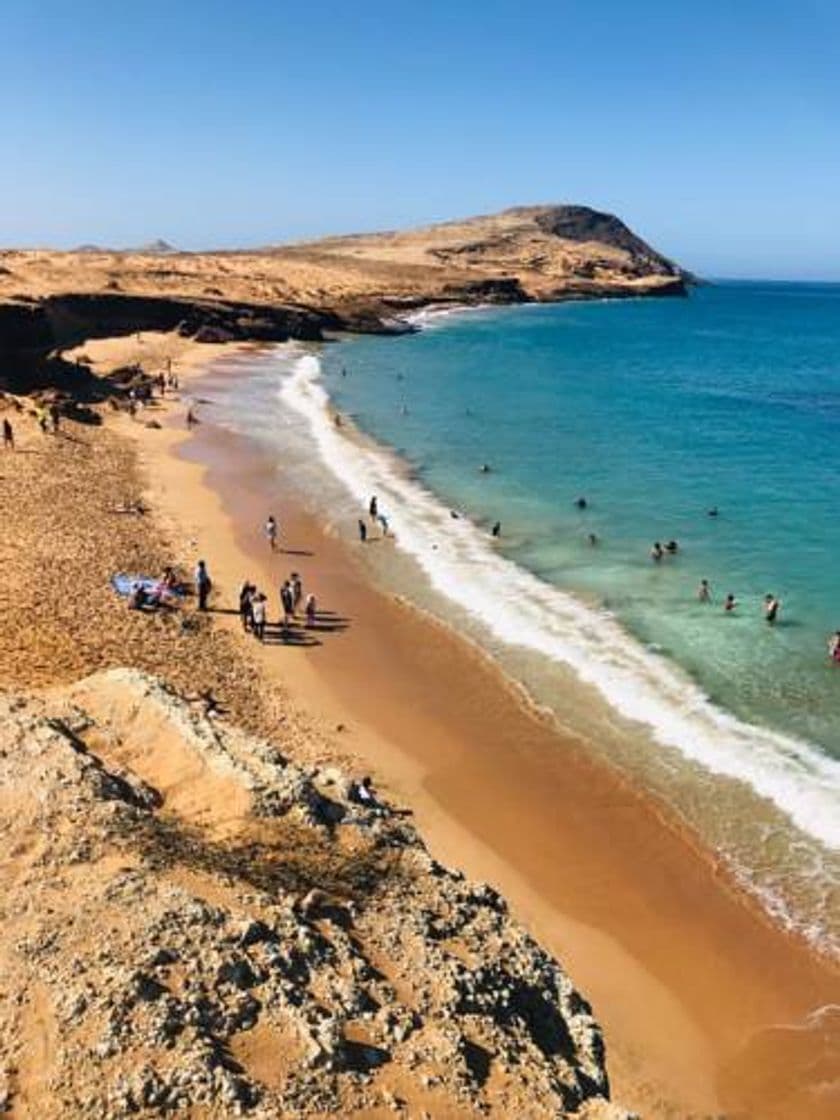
[0, 203, 692, 379]
[0, 293, 341, 359]
[0, 670, 631, 1118]
[530, 205, 682, 277]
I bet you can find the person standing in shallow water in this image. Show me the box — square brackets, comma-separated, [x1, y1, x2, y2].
[698, 579, 711, 603]
[764, 593, 781, 624]
[724, 593, 737, 613]
[651, 542, 664, 562]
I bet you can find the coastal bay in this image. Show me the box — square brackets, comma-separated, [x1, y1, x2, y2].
[133, 337, 840, 1118]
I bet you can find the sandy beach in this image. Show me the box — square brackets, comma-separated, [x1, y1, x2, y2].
[2, 328, 838, 1117]
[118, 336, 840, 1118]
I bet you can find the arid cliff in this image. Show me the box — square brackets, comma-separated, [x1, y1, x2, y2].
[0, 205, 687, 386]
[0, 671, 628, 1119]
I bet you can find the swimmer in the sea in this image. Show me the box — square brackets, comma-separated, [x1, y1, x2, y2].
[764, 593, 781, 624]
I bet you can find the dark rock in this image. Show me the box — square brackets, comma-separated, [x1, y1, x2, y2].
[192, 325, 236, 344]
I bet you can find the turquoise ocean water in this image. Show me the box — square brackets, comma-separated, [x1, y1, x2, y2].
[204, 282, 840, 952]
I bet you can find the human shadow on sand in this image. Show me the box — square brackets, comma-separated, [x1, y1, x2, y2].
[258, 623, 321, 648]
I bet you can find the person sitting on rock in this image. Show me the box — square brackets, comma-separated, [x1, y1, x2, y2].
[349, 776, 384, 813]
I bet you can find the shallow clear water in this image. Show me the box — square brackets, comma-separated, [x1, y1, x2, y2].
[200, 282, 840, 953]
[325, 284, 840, 759]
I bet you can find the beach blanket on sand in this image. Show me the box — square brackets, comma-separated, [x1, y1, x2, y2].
[110, 574, 184, 599]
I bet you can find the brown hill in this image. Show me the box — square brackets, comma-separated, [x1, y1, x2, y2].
[0, 205, 688, 378]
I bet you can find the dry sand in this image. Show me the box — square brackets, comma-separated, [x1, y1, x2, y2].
[3, 329, 839, 1117]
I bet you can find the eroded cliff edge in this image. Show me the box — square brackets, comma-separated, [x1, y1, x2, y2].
[0, 670, 630, 1118]
[0, 204, 689, 389]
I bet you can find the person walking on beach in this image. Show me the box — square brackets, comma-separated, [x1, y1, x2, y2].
[251, 593, 267, 642]
[724, 593, 737, 613]
[698, 578, 712, 603]
[2, 418, 13, 450]
[186, 406, 197, 427]
[195, 560, 212, 611]
[651, 541, 664, 562]
[764, 593, 781, 624]
[280, 580, 294, 626]
[49, 404, 61, 433]
[238, 581, 255, 631]
[291, 572, 303, 610]
[377, 513, 389, 538]
[358, 519, 368, 543]
[369, 496, 378, 519]
[305, 593, 317, 627]
[264, 515, 278, 551]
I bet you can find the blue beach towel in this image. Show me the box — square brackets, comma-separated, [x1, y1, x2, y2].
[111, 574, 184, 598]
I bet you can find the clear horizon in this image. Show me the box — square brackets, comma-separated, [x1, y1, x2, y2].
[2, 1, 838, 280]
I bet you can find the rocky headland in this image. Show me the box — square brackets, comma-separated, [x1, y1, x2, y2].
[0, 204, 688, 392]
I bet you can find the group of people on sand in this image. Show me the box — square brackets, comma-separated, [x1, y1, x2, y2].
[239, 550, 317, 642]
[156, 367, 179, 395]
[2, 405, 62, 447]
[357, 495, 389, 542]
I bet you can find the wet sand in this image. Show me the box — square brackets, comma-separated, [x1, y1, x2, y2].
[131, 359, 840, 1119]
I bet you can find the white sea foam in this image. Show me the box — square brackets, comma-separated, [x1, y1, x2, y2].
[280, 352, 840, 852]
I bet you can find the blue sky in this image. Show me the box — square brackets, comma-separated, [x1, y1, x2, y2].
[1, 1, 838, 277]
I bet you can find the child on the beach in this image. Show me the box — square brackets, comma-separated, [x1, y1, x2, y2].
[305, 593, 317, 627]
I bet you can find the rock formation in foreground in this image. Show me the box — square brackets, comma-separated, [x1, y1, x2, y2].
[0, 204, 688, 388]
[0, 669, 630, 1118]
